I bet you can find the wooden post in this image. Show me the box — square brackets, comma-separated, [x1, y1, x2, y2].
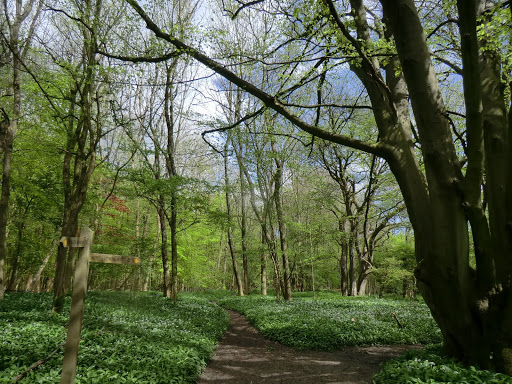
[60, 227, 93, 384]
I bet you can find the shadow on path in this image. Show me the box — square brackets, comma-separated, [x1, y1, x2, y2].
[198, 310, 420, 384]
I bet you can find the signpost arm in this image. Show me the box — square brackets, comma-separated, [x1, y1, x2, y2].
[60, 227, 93, 384]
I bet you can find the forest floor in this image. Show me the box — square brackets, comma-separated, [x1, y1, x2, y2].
[198, 310, 421, 384]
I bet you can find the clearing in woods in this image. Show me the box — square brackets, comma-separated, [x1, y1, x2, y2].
[199, 310, 420, 384]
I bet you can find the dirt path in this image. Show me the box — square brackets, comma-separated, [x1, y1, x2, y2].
[198, 310, 420, 384]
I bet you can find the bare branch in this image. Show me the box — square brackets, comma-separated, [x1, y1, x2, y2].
[97, 49, 181, 63]
[426, 18, 459, 39]
[125, 0, 396, 159]
[229, 0, 265, 19]
[432, 54, 463, 75]
[12, 343, 65, 382]
[282, 102, 372, 110]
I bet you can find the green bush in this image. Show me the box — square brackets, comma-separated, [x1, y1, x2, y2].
[0, 291, 229, 383]
[218, 294, 441, 350]
[372, 346, 512, 383]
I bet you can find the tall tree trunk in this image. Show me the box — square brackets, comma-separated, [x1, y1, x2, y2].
[7, 213, 27, 291]
[163, 62, 180, 304]
[0, 0, 26, 299]
[0, 110, 9, 299]
[169, 197, 178, 302]
[339, 220, 349, 296]
[260, 230, 267, 295]
[271, 141, 292, 301]
[52, 0, 101, 312]
[143, 213, 161, 291]
[233, 135, 276, 297]
[348, 221, 357, 296]
[158, 203, 171, 298]
[0, 114, 13, 299]
[224, 137, 244, 296]
[240, 166, 250, 294]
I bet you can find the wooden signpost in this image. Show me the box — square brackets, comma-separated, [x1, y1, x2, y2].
[59, 227, 141, 384]
[89, 253, 140, 265]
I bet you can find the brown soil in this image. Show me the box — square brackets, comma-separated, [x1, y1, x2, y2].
[198, 310, 421, 384]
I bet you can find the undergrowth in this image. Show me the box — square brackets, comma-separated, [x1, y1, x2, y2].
[0, 291, 229, 383]
[217, 294, 441, 350]
[371, 346, 512, 383]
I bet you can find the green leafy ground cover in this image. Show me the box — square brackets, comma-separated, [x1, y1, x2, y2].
[4, 290, 511, 383]
[372, 346, 512, 383]
[212, 291, 511, 383]
[0, 291, 229, 383]
[218, 293, 442, 350]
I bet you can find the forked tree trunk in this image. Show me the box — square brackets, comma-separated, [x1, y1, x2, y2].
[52, 0, 101, 312]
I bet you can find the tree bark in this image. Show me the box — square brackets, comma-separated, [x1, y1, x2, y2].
[0, 0, 30, 299]
[224, 136, 244, 296]
[240, 166, 250, 294]
[52, 0, 101, 312]
[7, 208, 29, 291]
[260, 229, 267, 295]
[163, 62, 179, 303]
[158, 203, 171, 298]
[271, 140, 292, 301]
[143, 213, 160, 291]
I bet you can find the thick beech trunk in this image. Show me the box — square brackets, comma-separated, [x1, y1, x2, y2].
[379, 0, 512, 373]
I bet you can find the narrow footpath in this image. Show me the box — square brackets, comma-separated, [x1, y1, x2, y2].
[198, 310, 419, 384]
